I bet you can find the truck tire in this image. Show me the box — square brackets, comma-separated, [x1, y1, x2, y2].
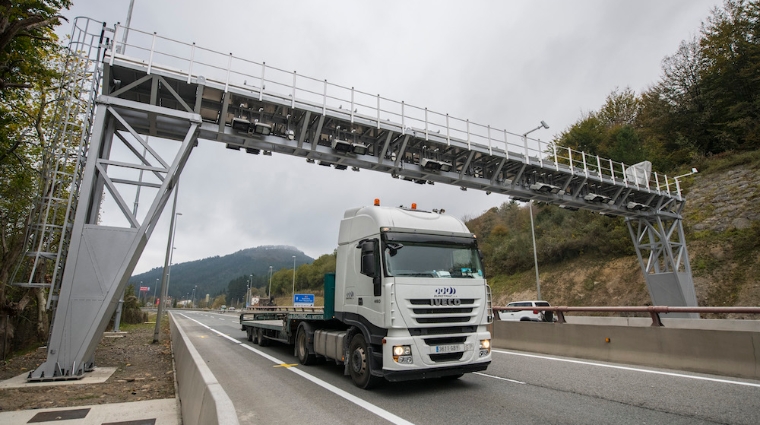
[296, 326, 317, 365]
[348, 334, 382, 389]
[257, 328, 270, 347]
[246, 327, 253, 342]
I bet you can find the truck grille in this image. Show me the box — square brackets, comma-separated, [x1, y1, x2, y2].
[406, 298, 479, 326]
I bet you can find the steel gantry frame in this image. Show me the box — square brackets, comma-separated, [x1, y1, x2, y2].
[23, 18, 697, 380]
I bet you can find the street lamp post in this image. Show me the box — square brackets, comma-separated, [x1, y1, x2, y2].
[268, 266, 273, 300]
[292, 255, 296, 305]
[523, 121, 550, 301]
[153, 180, 182, 343]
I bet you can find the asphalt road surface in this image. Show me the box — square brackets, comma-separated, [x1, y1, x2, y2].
[172, 311, 760, 425]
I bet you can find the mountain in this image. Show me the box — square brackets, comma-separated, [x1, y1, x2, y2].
[129, 245, 314, 302]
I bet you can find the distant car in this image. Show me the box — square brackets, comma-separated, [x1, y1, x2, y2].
[498, 301, 553, 322]
[228, 307, 236, 312]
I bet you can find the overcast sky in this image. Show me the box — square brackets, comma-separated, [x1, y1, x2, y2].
[60, 0, 720, 275]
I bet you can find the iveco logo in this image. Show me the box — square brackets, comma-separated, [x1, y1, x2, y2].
[434, 287, 457, 295]
[431, 298, 461, 306]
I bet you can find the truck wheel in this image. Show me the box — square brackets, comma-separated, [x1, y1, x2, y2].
[246, 327, 253, 342]
[348, 334, 382, 389]
[257, 328, 270, 347]
[296, 327, 317, 365]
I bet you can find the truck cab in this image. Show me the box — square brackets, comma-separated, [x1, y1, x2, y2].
[329, 202, 493, 387]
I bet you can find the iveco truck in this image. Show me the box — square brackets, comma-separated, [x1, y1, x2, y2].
[240, 200, 493, 388]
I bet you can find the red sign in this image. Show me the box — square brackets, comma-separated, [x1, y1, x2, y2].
[139, 286, 149, 292]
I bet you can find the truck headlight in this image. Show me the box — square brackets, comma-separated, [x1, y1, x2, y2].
[393, 345, 413, 363]
[479, 339, 491, 357]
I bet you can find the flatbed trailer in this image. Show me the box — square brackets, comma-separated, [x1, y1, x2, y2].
[239, 309, 332, 347]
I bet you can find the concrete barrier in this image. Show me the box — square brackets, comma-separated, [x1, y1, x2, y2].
[170, 313, 240, 425]
[492, 320, 760, 379]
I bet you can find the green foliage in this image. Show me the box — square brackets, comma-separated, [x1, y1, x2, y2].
[556, 0, 760, 170]
[211, 294, 226, 309]
[0, 0, 71, 354]
[120, 284, 146, 325]
[467, 202, 633, 278]
[0, 1, 71, 93]
[268, 252, 337, 298]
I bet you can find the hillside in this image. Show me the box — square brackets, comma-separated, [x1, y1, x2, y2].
[477, 151, 760, 313]
[128, 245, 314, 302]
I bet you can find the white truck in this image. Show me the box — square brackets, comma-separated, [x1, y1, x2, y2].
[240, 201, 493, 388]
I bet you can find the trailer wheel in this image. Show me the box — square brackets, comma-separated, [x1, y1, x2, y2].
[348, 334, 382, 389]
[296, 327, 317, 365]
[257, 328, 270, 347]
[246, 327, 253, 342]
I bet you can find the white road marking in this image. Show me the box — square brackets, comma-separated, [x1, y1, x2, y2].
[492, 349, 760, 388]
[177, 313, 416, 425]
[473, 372, 525, 384]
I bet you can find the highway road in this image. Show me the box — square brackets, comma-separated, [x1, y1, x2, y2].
[172, 311, 760, 425]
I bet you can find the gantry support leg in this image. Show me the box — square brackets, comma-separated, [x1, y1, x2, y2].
[28, 96, 201, 381]
[627, 217, 699, 319]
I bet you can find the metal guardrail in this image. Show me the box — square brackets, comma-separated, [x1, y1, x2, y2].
[492, 306, 760, 327]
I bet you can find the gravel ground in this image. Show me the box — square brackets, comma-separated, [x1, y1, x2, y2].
[0, 315, 175, 412]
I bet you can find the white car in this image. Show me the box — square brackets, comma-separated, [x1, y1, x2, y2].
[498, 301, 553, 322]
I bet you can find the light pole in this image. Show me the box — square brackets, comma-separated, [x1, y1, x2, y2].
[247, 274, 252, 309]
[153, 178, 182, 343]
[191, 285, 197, 308]
[268, 265, 273, 300]
[152, 278, 158, 307]
[523, 121, 550, 301]
[292, 255, 296, 305]
[119, 0, 136, 54]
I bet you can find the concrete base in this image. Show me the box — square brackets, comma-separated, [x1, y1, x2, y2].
[0, 367, 117, 389]
[0, 398, 178, 425]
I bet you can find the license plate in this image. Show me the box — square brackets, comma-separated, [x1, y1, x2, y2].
[430, 343, 470, 354]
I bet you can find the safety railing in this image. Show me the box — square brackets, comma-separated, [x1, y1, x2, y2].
[492, 306, 760, 326]
[104, 23, 684, 198]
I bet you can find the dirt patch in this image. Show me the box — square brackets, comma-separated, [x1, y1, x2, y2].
[0, 314, 175, 411]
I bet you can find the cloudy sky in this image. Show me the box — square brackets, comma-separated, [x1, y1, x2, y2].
[60, 0, 720, 274]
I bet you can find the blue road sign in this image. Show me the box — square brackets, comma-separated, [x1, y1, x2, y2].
[294, 294, 315, 307]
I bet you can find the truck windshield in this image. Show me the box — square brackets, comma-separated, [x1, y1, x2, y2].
[383, 242, 484, 278]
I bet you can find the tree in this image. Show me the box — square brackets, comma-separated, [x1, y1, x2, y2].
[211, 294, 227, 310]
[699, 0, 760, 152]
[0, 0, 71, 92]
[0, 0, 71, 354]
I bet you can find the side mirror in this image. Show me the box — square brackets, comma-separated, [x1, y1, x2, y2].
[359, 240, 376, 277]
[358, 239, 382, 296]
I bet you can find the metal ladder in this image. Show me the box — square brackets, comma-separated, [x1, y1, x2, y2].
[11, 21, 106, 317]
